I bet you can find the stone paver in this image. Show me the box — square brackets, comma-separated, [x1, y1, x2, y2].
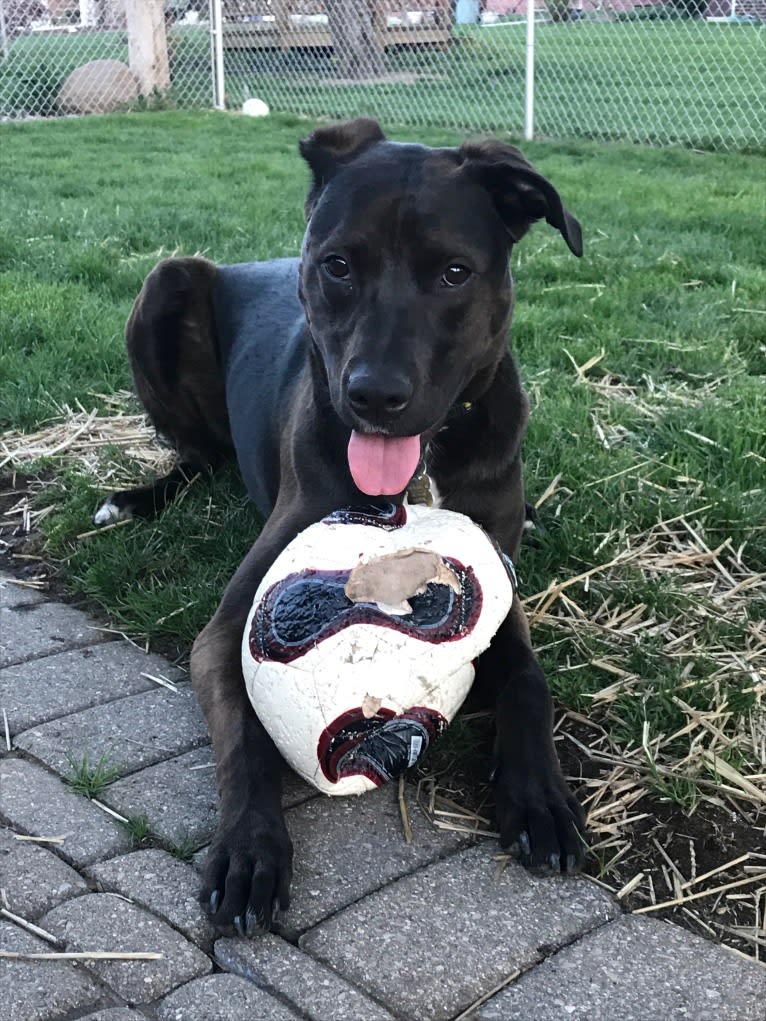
[0, 641, 185, 737]
[301, 842, 619, 1021]
[0, 919, 102, 1021]
[102, 747, 218, 847]
[104, 748, 317, 848]
[216, 933, 397, 1021]
[279, 782, 470, 934]
[77, 1011, 146, 1021]
[0, 601, 110, 668]
[88, 849, 216, 950]
[0, 758, 131, 867]
[0, 825, 87, 918]
[14, 684, 208, 779]
[5, 583, 765, 1021]
[40, 892, 212, 1004]
[156, 973, 302, 1020]
[478, 913, 766, 1021]
[0, 573, 45, 608]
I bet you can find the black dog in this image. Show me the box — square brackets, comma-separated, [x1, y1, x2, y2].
[96, 118, 586, 936]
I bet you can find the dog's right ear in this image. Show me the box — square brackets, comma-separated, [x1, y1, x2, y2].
[460, 139, 583, 257]
[300, 118, 386, 219]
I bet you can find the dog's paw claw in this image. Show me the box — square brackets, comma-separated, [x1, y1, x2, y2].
[246, 906, 267, 936]
[200, 819, 293, 936]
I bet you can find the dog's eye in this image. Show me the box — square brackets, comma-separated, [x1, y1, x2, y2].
[323, 256, 350, 280]
[442, 265, 471, 288]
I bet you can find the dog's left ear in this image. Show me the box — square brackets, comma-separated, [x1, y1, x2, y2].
[300, 118, 386, 219]
[460, 139, 583, 256]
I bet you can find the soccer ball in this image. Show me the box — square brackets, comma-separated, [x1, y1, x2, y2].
[241, 503, 515, 795]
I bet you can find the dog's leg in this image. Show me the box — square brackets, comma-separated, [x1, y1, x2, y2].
[95, 257, 233, 523]
[191, 499, 322, 935]
[477, 601, 586, 871]
[94, 463, 212, 524]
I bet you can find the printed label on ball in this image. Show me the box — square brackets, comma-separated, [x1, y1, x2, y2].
[408, 735, 423, 767]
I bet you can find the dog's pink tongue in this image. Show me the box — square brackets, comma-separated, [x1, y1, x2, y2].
[348, 432, 421, 496]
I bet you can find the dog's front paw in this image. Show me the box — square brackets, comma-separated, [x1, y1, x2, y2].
[200, 815, 293, 936]
[493, 763, 586, 874]
[93, 493, 134, 526]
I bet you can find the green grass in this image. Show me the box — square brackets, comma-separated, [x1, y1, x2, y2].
[64, 750, 120, 798]
[1, 110, 764, 810]
[1, 22, 763, 150]
[121, 813, 152, 848]
[165, 832, 209, 862]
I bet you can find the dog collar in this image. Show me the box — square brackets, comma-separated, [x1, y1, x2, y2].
[406, 400, 473, 506]
[407, 465, 435, 506]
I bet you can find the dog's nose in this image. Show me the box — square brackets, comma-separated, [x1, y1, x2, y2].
[346, 368, 414, 421]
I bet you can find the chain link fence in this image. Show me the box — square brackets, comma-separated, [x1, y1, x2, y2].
[1, 0, 764, 152]
[0, 0, 212, 118]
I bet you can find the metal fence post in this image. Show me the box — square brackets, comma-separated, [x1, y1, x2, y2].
[209, 0, 226, 111]
[524, 0, 536, 142]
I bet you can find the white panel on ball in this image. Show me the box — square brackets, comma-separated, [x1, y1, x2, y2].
[242, 503, 514, 796]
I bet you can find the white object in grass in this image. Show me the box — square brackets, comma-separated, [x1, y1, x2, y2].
[241, 98, 270, 117]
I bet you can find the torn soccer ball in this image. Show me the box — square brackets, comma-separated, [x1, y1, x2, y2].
[241, 502, 515, 795]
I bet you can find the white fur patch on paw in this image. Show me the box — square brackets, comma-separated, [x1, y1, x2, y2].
[93, 498, 132, 526]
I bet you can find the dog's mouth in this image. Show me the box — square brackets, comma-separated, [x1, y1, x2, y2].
[347, 431, 422, 497]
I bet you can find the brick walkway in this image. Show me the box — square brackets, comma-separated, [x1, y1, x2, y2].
[1, 572, 764, 1021]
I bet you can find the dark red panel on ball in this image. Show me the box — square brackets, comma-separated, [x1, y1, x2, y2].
[248, 559, 481, 664]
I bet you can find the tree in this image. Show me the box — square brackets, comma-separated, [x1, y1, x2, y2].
[667, 0, 708, 15]
[124, 0, 170, 95]
[543, 0, 571, 22]
[325, 0, 386, 79]
[4, 0, 44, 36]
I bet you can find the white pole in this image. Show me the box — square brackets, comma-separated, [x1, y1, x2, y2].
[0, 0, 8, 63]
[209, 0, 225, 110]
[524, 0, 535, 141]
[80, 0, 97, 29]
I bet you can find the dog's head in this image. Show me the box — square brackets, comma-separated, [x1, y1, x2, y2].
[298, 118, 582, 497]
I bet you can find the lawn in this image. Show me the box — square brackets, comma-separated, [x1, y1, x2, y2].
[1, 21, 763, 151]
[1, 110, 764, 953]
